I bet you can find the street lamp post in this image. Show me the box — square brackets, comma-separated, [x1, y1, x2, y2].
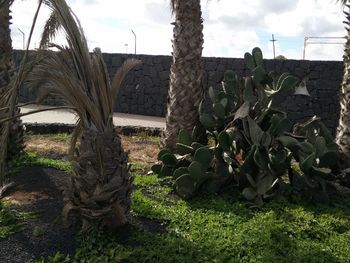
[18, 28, 25, 49]
[131, 29, 136, 54]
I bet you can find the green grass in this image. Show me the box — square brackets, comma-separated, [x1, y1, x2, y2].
[6, 151, 72, 176]
[55, 169, 350, 263]
[0, 202, 22, 239]
[44, 133, 71, 141]
[7, 137, 350, 263]
[22, 152, 72, 172]
[0, 202, 37, 240]
[129, 162, 151, 173]
[128, 132, 160, 144]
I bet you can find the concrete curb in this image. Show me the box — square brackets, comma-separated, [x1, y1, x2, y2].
[23, 123, 163, 136]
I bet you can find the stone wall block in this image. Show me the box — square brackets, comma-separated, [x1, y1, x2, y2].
[14, 50, 343, 126]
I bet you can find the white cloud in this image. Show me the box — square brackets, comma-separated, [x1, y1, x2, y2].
[10, 0, 346, 60]
[203, 23, 260, 58]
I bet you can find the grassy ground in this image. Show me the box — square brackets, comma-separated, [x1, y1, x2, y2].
[2, 133, 350, 262]
[0, 202, 36, 240]
[53, 172, 350, 263]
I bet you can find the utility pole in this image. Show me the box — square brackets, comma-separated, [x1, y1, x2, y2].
[270, 34, 277, 59]
[131, 29, 136, 54]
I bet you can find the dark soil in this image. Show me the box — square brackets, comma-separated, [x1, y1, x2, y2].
[0, 134, 164, 262]
[0, 167, 167, 263]
[0, 167, 76, 263]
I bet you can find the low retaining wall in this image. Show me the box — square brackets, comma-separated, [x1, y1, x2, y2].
[13, 50, 343, 134]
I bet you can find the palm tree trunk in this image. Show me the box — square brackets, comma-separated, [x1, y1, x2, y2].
[63, 126, 132, 230]
[0, 1, 13, 93]
[336, 5, 350, 166]
[0, 0, 24, 185]
[161, 0, 204, 150]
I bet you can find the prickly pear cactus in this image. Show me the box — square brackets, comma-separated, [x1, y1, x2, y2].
[152, 128, 223, 199]
[153, 47, 343, 204]
[280, 116, 340, 200]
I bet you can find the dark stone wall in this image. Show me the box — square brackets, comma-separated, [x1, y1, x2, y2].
[13, 50, 343, 134]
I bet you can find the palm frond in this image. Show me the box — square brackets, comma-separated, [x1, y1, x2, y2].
[27, 51, 98, 127]
[41, 0, 93, 93]
[337, 0, 348, 6]
[111, 59, 141, 106]
[30, 0, 136, 229]
[40, 10, 60, 48]
[0, 0, 43, 186]
[0, 106, 76, 124]
[69, 119, 82, 158]
[0, 180, 14, 198]
[91, 48, 112, 127]
[30, 0, 141, 132]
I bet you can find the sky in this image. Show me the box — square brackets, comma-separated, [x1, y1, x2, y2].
[10, 0, 347, 61]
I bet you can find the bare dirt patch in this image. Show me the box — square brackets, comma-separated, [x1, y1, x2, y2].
[25, 135, 69, 159]
[25, 134, 160, 164]
[2, 191, 50, 205]
[121, 135, 159, 164]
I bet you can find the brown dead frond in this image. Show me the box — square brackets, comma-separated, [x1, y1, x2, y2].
[111, 58, 142, 103]
[28, 0, 141, 131]
[39, 10, 60, 49]
[0, 0, 43, 188]
[27, 0, 141, 229]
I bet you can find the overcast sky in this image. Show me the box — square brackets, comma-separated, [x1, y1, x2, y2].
[10, 0, 346, 61]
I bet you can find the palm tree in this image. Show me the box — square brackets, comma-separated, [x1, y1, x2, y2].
[0, 1, 14, 97]
[161, 0, 204, 150]
[0, 0, 24, 192]
[335, 0, 350, 165]
[27, 0, 140, 230]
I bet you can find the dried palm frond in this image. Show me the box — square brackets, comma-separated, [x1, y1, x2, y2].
[40, 10, 60, 49]
[0, 0, 43, 196]
[27, 0, 141, 229]
[337, 0, 348, 6]
[111, 57, 141, 103]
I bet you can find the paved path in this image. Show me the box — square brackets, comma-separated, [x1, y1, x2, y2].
[20, 105, 165, 129]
